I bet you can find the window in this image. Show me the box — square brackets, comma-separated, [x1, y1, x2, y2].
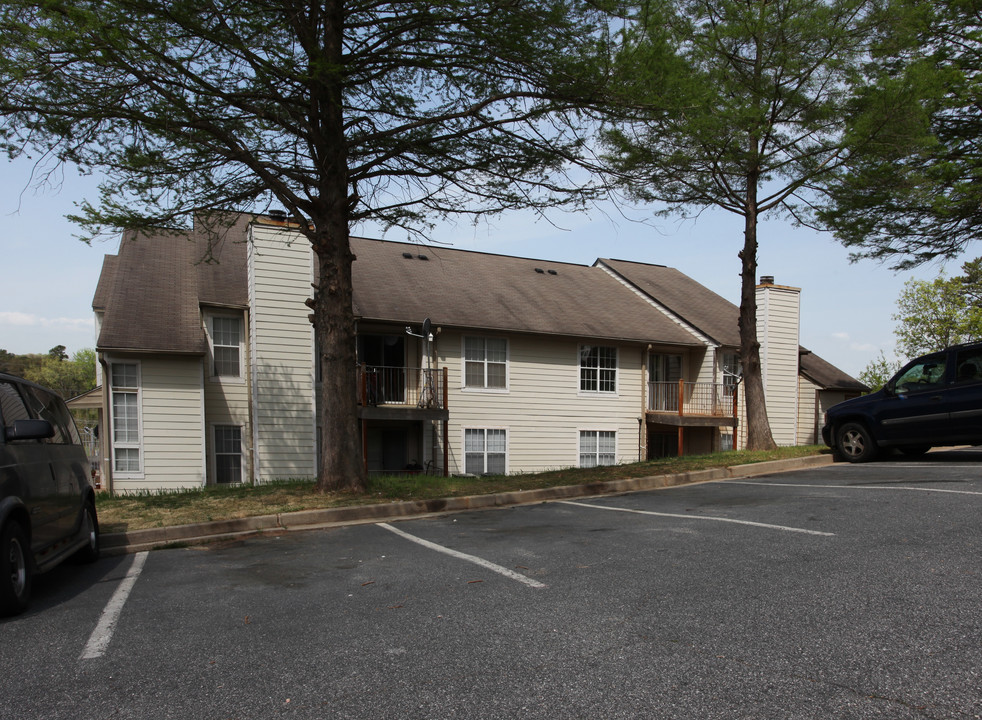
[580, 430, 616, 468]
[0, 381, 31, 433]
[580, 346, 617, 393]
[21, 386, 81, 445]
[722, 352, 740, 397]
[464, 428, 506, 475]
[214, 425, 243, 484]
[893, 353, 946, 393]
[464, 337, 507, 389]
[955, 347, 982, 383]
[111, 363, 141, 474]
[211, 315, 243, 378]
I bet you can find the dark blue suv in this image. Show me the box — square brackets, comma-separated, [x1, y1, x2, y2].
[822, 342, 982, 462]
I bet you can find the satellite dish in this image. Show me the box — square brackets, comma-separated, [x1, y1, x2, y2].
[422, 317, 431, 338]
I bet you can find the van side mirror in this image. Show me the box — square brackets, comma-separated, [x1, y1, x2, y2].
[4, 419, 55, 441]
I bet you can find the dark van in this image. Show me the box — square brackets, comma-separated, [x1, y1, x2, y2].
[1, 373, 100, 616]
[822, 342, 982, 462]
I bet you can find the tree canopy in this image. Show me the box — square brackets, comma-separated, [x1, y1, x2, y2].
[892, 274, 980, 357]
[857, 256, 982, 387]
[816, 0, 982, 268]
[23, 348, 98, 400]
[602, 0, 894, 449]
[0, 0, 616, 491]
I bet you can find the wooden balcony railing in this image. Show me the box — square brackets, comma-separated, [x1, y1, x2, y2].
[648, 380, 736, 417]
[357, 364, 447, 410]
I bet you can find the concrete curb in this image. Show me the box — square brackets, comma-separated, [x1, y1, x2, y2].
[101, 454, 834, 555]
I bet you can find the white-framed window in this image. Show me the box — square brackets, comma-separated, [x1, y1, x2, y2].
[579, 430, 616, 468]
[464, 428, 507, 475]
[580, 345, 617, 393]
[722, 351, 740, 397]
[214, 425, 243, 484]
[463, 337, 507, 390]
[209, 314, 243, 379]
[111, 362, 142, 475]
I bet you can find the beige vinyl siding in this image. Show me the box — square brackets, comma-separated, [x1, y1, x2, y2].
[117, 356, 205, 493]
[442, 332, 645, 474]
[248, 223, 317, 481]
[797, 375, 820, 444]
[204, 313, 252, 483]
[732, 382, 749, 451]
[757, 284, 801, 446]
[691, 347, 715, 384]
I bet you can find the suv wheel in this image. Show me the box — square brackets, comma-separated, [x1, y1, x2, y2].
[0, 520, 32, 617]
[71, 502, 100, 564]
[837, 422, 878, 463]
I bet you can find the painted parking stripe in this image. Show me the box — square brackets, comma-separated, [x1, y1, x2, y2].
[558, 500, 835, 536]
[377, 522, 547, 589]
[731, 481, 982, 496]
[80, 551, 149, 660]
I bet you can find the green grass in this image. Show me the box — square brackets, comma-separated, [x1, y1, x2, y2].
[96, 445, 827, 533]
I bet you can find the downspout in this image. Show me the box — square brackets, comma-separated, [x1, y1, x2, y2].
[98, 353, 113, 494]
[641, 345, 650, 462]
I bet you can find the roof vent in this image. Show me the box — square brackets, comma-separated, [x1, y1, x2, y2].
[547, 269, 558, 276]
[418, 254, 429, 261]
[268, 209, 287, 220]
[760, 275, 775, 285]
[534, 267, 545, 274]
[402, 252, 413, 259]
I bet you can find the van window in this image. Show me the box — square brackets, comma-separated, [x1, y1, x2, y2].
[0, 381, 33, 441]
[20, 386, 82, 445]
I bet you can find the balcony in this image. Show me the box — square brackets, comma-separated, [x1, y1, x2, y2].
[356, 364, 448, 421]
[647, 380, 738, 427]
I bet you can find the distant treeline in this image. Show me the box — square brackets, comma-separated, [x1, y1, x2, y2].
[0, 346, 97, 400]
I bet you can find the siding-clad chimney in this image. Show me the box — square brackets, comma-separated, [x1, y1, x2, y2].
[756, 276, 801, 446]
[247, 220, 317, 481]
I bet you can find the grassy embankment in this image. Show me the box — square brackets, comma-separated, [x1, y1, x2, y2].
[96, 445, 827, 533]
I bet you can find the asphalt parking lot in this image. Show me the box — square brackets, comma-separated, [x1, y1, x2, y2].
[2, 451, 981, 720]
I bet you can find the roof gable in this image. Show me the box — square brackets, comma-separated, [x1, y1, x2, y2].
[598, 258, 741, 347]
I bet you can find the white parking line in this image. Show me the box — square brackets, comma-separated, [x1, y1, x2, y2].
[731, 481, 982, 496]
[558, 500, 835, 536]
[80, 551, 149, 660]
[377, 522, 547, 589]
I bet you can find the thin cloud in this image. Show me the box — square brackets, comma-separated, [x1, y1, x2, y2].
[0, 312, 93, 330]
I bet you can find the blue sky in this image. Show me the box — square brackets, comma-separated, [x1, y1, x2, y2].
[0, 154, 968, 378]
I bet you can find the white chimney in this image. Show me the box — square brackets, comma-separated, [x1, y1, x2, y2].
[756, 276, 800, 446]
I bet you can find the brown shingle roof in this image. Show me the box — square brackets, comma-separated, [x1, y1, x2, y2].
[193, 213, 250, 308]
[90, 213, 862, 397]
[350, 239, 702, 346]
[92, 254, 118, 312]
[597, 258, 741, 346]
[800, 349, 869, 392]
[97, 229, 209, 354]
[96, 215, 253, 354]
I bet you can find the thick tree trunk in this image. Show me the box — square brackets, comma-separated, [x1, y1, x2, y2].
[738, 182, 777, 451]
[306, 0, 366, 493]
[311, 228, 366, 492]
